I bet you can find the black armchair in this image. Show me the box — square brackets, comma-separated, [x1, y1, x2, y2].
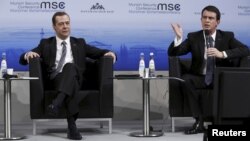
[29, 56, 114, 134]
[213, 67, 250, 124]
[168, 56, 250, 132]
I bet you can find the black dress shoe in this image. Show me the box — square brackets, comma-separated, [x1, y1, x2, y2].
[67, 127, 82, 140]
[67, 116, 82, 140]
[184, 121, 205, 134]
[47, 104, 59, 116]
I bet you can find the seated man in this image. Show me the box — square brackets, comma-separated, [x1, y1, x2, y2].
[19, 11, 116, 140]
[168, 5, 249, 135]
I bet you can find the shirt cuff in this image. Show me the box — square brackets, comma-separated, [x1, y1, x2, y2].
[222, 51, 228, 58]
[174, 36, 182, 47]
[24, 52, 28, 60]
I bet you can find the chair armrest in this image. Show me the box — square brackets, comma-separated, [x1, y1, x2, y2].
[239, 56, 250, 67]
[29, 57, 45, 118]
[168, 56, 193, 116]
[98, 56, 114, 116]
[213, 67, 250, 124]
[168, 56, 184, 116]
[168, 56, 182, 78]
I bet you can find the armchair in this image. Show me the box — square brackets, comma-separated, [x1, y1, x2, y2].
[29, 56, 114, 135]
[213, 67, 250, 124]
[168, 56, 250, 132]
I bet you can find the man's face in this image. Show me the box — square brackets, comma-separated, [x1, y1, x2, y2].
[201, 10, 220, 34]
[53, 15, 70, 40]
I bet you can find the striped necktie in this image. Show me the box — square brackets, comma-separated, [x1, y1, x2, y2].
[50, 41, 67, 79]
[205, 36, 215, 85]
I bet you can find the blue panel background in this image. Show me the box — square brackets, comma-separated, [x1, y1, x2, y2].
[0, 0, 250, 71]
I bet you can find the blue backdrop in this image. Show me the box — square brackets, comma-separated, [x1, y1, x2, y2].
[0, 0, 250, 71]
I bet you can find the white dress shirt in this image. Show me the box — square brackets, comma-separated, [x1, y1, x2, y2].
[55, 36, 74, 72]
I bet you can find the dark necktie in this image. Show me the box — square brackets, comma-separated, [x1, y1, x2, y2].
[205, 36, 215, 85]
[50, 41, 67, 79]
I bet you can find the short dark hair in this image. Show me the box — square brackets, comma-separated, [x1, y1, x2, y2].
[201, 5, 221, 20]
[52, 11, 69, 25]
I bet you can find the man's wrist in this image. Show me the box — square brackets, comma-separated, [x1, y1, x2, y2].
[222, 51, 227, 58]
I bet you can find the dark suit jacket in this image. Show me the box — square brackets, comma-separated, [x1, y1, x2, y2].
[168, 30, 249, 75]
[19, 36, 110, 80]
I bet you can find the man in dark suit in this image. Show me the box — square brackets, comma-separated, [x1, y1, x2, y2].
[168, 5, 249, 135]
[19, 11, 116, 140]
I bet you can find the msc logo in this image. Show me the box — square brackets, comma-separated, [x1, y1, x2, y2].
[157, 3, 180, 11]
[90, 3, 105, 10]
[40, 1, 65, 9]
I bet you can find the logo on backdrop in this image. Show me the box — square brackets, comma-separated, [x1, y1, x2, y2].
[238, 5, 250, 16]
[128, 3, 181, 14]
[40, 1, 65, 9]
[90, 3, 105, 10]
[157, 3, 180, 11]
[9, 1, 65, 13]
[81, 3, 114, 14]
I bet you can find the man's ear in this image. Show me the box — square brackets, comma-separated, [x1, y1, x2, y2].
[216, 20, 220, 26]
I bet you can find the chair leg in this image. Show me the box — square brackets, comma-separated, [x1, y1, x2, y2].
[109, 118, 112, 134]
[100, 122, 103, 128]
[171, 117, 175, 132]
[99, 119, 112, 134]
[33, 120, 37, 135]
[109, 118, 113, 134]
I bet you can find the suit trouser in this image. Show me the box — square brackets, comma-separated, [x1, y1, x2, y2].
[181, 73, 210, 118]
[51, 63, 83, 116]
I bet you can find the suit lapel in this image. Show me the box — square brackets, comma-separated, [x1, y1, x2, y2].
[215, 31, 222, 50]
[198, 31, 205, 59]
[70, 38, 78, 65]
[49, 38, 57, 68]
